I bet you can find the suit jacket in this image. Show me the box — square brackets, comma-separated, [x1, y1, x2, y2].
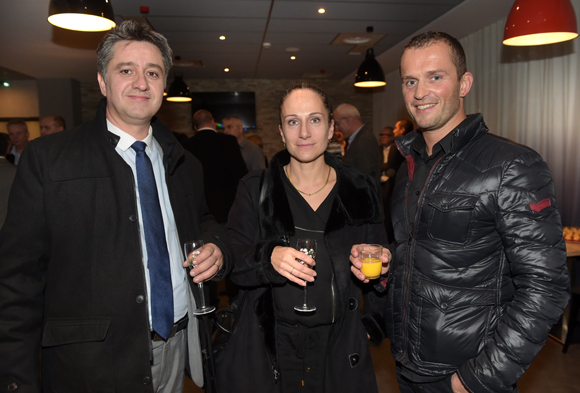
[0, 99, 232, 393]
[342, 126, 381, 188]
[182, 129, 248, 223]
[380, 143, 405, 242]
[0, 158, 17, 228]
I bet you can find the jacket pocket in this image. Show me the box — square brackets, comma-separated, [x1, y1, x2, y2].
[415, 278, 495, 366]
[427, 193, 478, 245]
[41, 317, 114, 393]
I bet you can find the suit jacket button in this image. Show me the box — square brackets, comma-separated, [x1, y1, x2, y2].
[136, 295, 144, 303]
[143, 376, 151, 385]
[129, 215, 137, 222]
[8, 382, 18, 391]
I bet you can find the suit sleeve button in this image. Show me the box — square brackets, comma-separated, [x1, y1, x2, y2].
[129, 215, 137, 222]
[143, 377, 151, 385]
[8, 382, 19, 391]
[136, 295, 145, 303]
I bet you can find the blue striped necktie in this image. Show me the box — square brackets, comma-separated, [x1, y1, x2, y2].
[131, 141, 174, 340]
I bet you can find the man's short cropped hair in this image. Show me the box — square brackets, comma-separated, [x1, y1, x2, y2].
[96, 19, 173, 85]
[403, 31, 467, 80]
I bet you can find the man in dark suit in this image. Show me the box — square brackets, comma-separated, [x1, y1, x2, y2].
[0, 133, 16, 228]
[0, 20, 231, 393]
[182, 109, 248, 224]
[334, 103, 381, 187]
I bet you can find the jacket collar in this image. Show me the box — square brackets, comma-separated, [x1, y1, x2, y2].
[258, 149, 382, 240]
[95, 98, 185, 174]
[396, 113, 488, 158]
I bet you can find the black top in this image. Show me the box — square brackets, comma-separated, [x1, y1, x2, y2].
[406, 130, 454, 233]
[272, 168, 337, 327]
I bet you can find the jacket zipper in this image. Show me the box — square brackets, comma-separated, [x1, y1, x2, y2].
[400, 155, 444, 362]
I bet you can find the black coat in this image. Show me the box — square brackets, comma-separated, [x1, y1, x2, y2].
[182, 129, 248, 223]
[0, 99, 232, 393]
[384, 114, 570, 393]
[218, 150, 388, 392]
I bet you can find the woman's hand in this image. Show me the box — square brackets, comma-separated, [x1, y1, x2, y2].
[350, 244, 391, 283]
[271, 246, 316, 286]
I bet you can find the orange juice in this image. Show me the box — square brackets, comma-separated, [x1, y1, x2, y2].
[361, 257, 381, 279]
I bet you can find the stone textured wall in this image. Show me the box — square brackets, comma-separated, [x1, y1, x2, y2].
[81, 78, 374, 160]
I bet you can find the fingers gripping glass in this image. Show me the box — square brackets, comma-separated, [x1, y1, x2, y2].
[294, 238, 317, 313]
[184, 240, 216, 315]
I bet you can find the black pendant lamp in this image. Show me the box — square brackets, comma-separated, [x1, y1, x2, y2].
[166, 75, 192, 102]
[48, 0, 116, 32]
[354, 48, 386, 88]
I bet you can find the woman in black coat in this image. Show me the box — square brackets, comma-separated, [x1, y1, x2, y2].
[217, 83, 390, 392]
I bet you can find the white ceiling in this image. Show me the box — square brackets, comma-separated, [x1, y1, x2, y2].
[0, 0, 513, 84]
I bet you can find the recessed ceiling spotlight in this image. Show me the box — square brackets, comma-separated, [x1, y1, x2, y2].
[318, 8, 325, 14]
[343, 36, 372, 45]
[290, 56, 296, 60]
[2, 81, 9, 87]
[219, 35, 226, 40]
[224, 68, 230, 72]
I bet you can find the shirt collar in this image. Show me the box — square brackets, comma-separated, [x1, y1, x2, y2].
[348, 124, 364, 145]
[412, 129, 454, 161]
[106, 119, 154, 152]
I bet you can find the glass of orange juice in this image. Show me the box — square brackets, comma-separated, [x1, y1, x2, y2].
[357, 244, 382, 279]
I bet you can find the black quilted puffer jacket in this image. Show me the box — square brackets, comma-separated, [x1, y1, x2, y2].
[384, 113, 570, 393]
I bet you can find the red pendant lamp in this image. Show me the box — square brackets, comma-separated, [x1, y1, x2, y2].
[503, 0, 578, 46]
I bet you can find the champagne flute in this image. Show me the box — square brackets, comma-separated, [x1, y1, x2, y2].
[184, 240, 216, 315]
[294, 238, 317, 312]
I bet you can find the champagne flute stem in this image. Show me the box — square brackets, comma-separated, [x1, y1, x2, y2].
[303, 281, 308, 307]
[198, 282, 206, 308]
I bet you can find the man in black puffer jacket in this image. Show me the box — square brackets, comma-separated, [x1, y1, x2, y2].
[352, 31, 570, 393]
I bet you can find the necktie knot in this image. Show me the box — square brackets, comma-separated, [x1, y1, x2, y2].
[131, 141, 147, 153]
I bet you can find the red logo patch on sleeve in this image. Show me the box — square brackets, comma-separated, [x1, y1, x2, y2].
[529, 198, 551, 212]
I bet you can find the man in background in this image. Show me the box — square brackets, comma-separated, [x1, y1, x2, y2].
[39, 115, 66, 136]
[223, 115, 266, 172]
[333, 103, 381, 187]
[183, 109, 248, 225]
[393, 119, 414, 138]
[6, 119, 29, 165]
[0, 133, 16, 227]
[379, 126, 401, 242]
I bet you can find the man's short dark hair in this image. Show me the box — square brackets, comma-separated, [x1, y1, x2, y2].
[7, 119, 28, 131]
[97, 19, 173, 85]
[399, 120, 414, 135]
[0, 133, 10, 157]
[193, 109, 214, 130]
[51, 115, 66, 129]
[403, 31, 467, 80]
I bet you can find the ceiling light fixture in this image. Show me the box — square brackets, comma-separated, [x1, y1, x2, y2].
[2, 82, 9, 87]
[48, 0, 116, 32]
[219, 35, 226, 40]
[503, 0, 578, 46]
[354, 47, 385, 88]
[318, 8, 325, 14]
[224, 68, 230, 72]
[290, 56, 296, 60]
[166, 75, 191, 102]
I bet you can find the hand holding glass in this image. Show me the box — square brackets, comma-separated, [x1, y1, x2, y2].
[357, 244, 383, 279]
[294, 238, 317, 313]
[184, 240, 216, 315]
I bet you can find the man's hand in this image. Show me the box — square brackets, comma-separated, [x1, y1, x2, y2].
[271, 246, 316, 286]
[182, 243, 223, 283]
[451, 373, 469, 393]
[350, 244, 391, 283]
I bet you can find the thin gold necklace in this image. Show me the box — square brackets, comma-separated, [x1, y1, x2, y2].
[285, 165, 331, 196]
